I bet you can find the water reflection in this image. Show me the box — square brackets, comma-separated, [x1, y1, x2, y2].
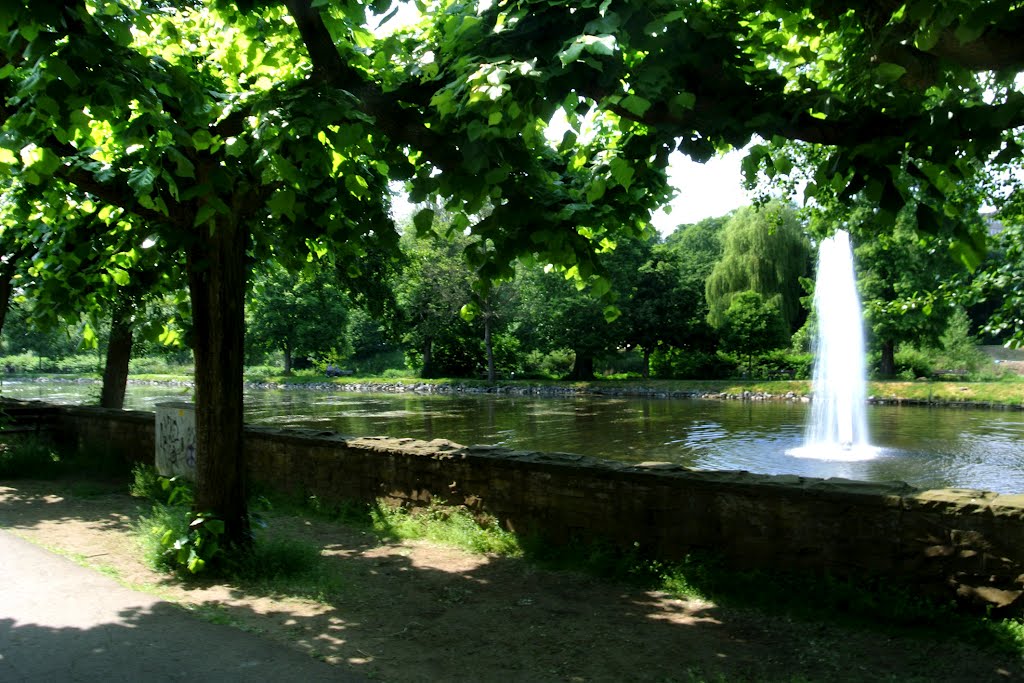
[3, 380, 1023, 493]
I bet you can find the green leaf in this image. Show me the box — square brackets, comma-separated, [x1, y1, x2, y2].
[110, 268, 130, 286]
[671, 92, 696, 111]
[413, 208, 435, 235]
[191, 130, 215, 151]
[620, 95, 651, 117]
[81, 323, 98, 350]
[459, 302, 479, 321]
[167, 148, 195, 179]
[609, 157, 634, 190]
[128, 166, 157, 195]
[194, 203, 217, 227]
[954, 21, 986, 45]
[586, 177, 607, 202]
[603, 304, 620, 323]
[874, 63, 907, 83]
[268, 189, 295, 217]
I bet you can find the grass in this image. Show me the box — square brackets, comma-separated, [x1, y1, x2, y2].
[263, 485, 1024, 659]
[0, 434, 62, 478]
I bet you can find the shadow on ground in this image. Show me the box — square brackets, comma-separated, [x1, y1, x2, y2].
[1, 480, 1020, 683]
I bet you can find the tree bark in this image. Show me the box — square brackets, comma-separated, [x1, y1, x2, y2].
[187, 210, 250, 549]
[879, 339, 896, 377]
[568, 352, 594, 381]
[0, 260, 15, 337]
[283, 344, 293, 375]
[100, 305, 133, 409]
[484, 314, 495, 383]
[641, 347, 651, 380]
[421, 337, 434, 378]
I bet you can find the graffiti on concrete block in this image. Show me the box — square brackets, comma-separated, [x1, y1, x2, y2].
[155, 403, 196, 479]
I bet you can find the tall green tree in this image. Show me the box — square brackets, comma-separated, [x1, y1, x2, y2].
[705, 203, 811, 334]
[396, 229, 479, 378]
[851, 208, 961, 376]
[6, 0, 1024, 550]
[719, 290, 789, 376]
[247, 262, 350, 373]
[621, 243, 707, 378]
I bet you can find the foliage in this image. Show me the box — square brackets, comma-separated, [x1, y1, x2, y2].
[851, 207, 962, 376]
[247, 262, 351, 373]
[521, 348, 576, 379]
[974, 221, 1024, 348]
[371, 502, 521, 557]
[0, 434, 61, 478]
[395, 229, 480, 378]
[130, 463, 170, 502]
[718, 291, 789, 376]
[750, 349, 813, 381]
[136, 475, 226, 574]
[892, 346, 934, 380]
[650, 348, 736, 380]
[7, 0, 1024, 550]
[705, 203, 811, 333]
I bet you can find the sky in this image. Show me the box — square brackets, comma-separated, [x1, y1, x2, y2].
[651, 151, 750, 234]
[391, 151, 750, 237]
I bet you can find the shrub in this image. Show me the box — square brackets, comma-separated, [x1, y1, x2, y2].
[520, 348, 575, 379]
[0, 434, 61, 478]
[752, 349, 813, 380]
[894, 346, 933, 379]
[650, 348, 735, 379]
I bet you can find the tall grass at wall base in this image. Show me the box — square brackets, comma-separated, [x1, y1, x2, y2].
[0, 434, 62, 478]
[0, 434, 130, 480]
[131, 466, 339, 596]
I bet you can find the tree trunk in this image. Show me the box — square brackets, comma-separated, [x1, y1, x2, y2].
[0, 260, 15, 337]
[641, 347, 651, 380]
[100, 305, 133, 409]
[484, 314, 496, 383]
[568, 351, 594, 381]
[421, 337, 434, 378]
[879, 339, 896, 377]
[187, 212, 250, 549]
[283, 344, 293, 375]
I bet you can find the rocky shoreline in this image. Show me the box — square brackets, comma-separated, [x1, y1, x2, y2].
[9, 375, 1021, 410]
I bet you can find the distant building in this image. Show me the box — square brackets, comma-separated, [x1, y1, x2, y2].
[982, 211, 1006, 237]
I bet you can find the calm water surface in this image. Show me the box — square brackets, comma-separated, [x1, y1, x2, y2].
[5, 379, 1023, 493]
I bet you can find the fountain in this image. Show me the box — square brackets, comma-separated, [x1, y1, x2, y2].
[790, 229, 879, 461]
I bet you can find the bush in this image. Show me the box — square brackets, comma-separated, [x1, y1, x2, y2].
[520, 348, 575, 379]
[650, 348, 736, 379]
[595, 349, 645, 377]
[751, 349, 813, 380]
[0, 434, 61, 478]
[350, 349, 406, 376]
[128, 356, 193, 375]
[894, 346, 933, 379]
[0, 352, 100, 374]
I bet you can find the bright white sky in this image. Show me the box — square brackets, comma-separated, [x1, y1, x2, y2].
[651, 151, 750, 233]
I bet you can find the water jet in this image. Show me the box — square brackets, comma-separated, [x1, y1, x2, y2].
[789, 230, 879, 462]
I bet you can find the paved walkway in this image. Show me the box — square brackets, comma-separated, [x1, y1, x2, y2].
[0, 530, 361, 682]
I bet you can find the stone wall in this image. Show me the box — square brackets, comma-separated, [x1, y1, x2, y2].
[19, 400, 1024, 612]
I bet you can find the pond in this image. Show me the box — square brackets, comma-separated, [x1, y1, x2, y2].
[4, 378, 1024, 494]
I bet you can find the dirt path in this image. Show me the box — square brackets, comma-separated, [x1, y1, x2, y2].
[1, 479, 1019, 683]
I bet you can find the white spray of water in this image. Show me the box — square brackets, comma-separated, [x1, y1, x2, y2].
[789, 230, 879, 461]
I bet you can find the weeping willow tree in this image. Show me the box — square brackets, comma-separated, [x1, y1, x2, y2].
[705, 203, 812, 335]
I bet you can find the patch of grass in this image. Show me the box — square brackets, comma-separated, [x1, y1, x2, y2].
[370, 501, 522, 556]
[0, 434, 62, 478]
[129, 463, 169, 502]
[133, 475, 341, 599]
